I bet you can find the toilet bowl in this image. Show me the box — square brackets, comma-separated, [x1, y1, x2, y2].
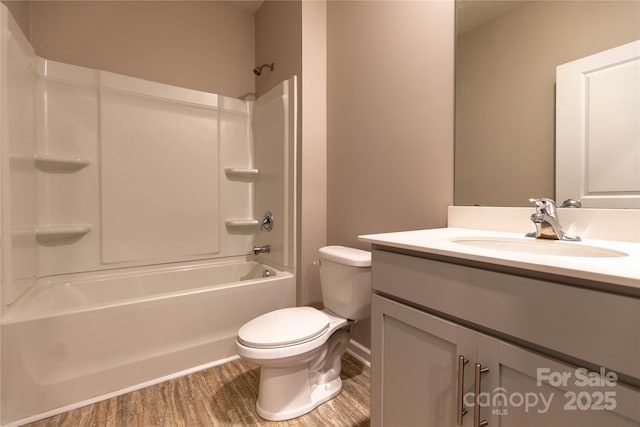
[235, 246, 371, 421]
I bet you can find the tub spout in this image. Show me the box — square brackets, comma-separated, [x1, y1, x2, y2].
[253, 245, 270, 255]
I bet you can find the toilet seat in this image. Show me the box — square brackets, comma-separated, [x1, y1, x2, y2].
[237, 307, 330, 349]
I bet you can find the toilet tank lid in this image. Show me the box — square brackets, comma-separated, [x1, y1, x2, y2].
[318, 246, 371, 267]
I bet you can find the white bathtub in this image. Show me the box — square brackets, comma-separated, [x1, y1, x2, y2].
[1, 257, 295, 426]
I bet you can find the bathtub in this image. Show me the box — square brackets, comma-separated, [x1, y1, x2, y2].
[1, 257, 295, 426]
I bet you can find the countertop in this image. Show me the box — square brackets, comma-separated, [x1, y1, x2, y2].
[359, 227, 640, 294]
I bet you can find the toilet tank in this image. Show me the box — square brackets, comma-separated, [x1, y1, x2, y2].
[318, 246, 371, 320]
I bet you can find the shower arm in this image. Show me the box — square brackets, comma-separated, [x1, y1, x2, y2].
[253, 63, 275, 76]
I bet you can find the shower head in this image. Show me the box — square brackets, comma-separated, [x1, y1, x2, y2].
[253, 63, 275, 76]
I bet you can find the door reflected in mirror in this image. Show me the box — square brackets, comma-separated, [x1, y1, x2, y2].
[454, 0, 640, 208]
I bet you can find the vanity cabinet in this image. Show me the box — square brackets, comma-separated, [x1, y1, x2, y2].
[370, 249, 640, 427]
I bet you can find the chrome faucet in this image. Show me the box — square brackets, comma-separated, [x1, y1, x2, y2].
[253, 244, 271, 255]
[526, 198, 581, 241]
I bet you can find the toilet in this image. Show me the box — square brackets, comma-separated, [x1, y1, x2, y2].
[235, 245, 371, 421]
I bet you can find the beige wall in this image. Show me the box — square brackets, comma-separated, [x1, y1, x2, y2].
[300, 1, 327, 307]
[455, 1, 640, 207]
[255, 0, 301, 98]
[327, 1, 454, 248]
[1, 1, 29, 38]
[327, 1, 455, 347]
[28, 1, 255, 98]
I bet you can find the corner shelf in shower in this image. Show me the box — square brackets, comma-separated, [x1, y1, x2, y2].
[35, 223, 92, 243]
[34, 154, 91, 172]
[224, 168, 259, 180]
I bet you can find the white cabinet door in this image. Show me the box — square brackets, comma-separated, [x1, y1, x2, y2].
[372, 294, 640, 427]
[493, 341, 640, 427]
[371, 295, 474, 427]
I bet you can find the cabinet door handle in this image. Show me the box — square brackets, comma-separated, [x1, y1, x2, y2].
[457, 355, 469, 425]
[474, 363, 490, 427]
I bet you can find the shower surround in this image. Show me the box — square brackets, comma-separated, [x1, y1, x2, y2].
[0, 6, 296, 426]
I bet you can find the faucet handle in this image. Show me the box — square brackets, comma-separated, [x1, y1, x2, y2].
[560, 199, 582, 208]
[528, 197, 544, 208]
[528, 198, 557, 216]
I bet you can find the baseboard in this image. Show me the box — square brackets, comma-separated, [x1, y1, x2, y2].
[347, 338, 371, 368]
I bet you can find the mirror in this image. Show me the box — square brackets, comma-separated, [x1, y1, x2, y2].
[454, 0, 640, 207]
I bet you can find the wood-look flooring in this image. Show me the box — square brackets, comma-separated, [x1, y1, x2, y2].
[24, 353, 370, 427]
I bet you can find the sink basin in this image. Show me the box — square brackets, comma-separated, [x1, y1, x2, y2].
[450, 237, 628, 258]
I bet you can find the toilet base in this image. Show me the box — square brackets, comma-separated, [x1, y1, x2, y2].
[253, 328, 350, 421]
[256, 376, 343, 421]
